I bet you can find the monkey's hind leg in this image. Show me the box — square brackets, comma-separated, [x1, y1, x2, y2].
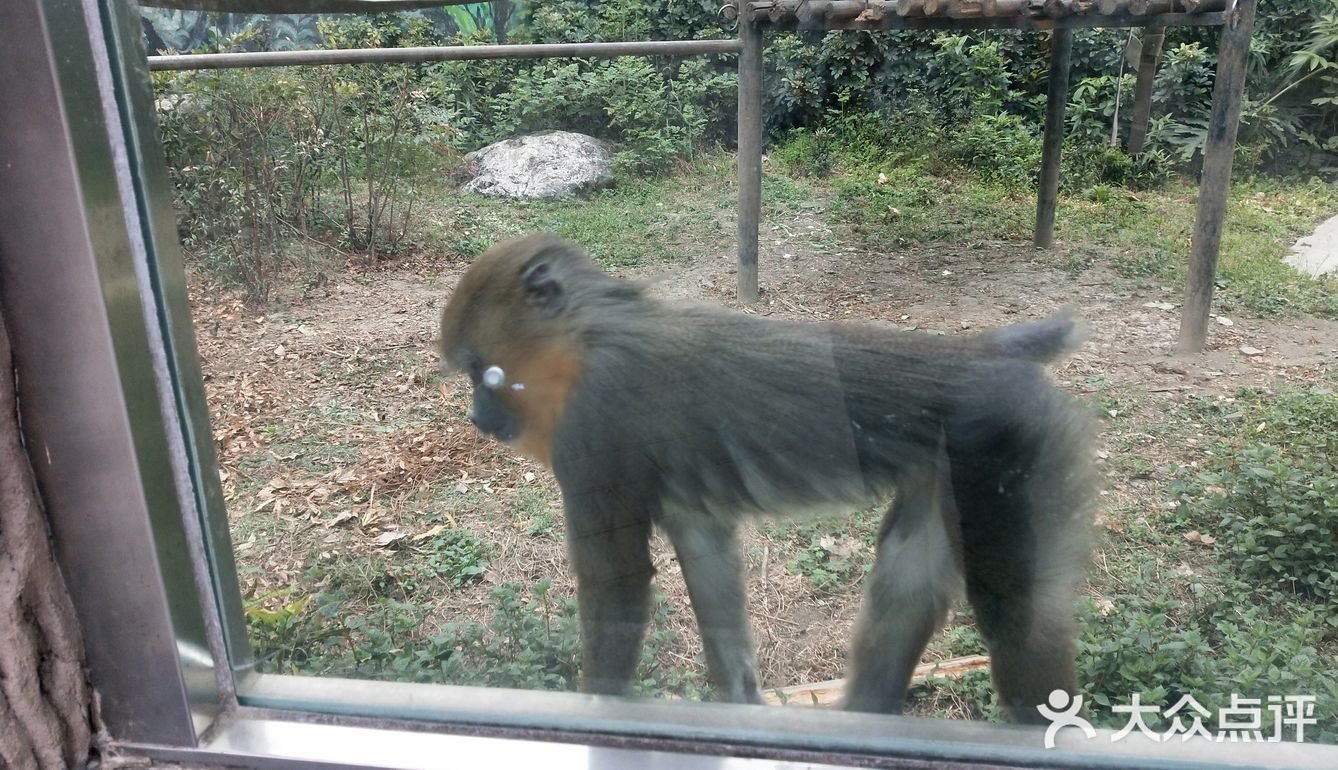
[843, 458, 963, 714]
[948, 414, 1091, 725]
[661, 515, 764, 704]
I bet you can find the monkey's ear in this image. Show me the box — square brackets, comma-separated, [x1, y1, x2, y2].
[520, 260, 567, 317]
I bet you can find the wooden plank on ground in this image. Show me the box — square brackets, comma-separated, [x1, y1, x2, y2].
[762, 654, 992, 707]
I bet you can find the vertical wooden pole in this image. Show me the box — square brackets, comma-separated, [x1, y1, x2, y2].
[1126, 28, 1165, 154]
[1178, 0, 1258, 352]
[737, 1, 764, 303]
[1034, 28, 1073, 249]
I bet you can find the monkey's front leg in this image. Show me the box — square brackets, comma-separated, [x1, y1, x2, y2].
[567, 504, 656, 697]
[661, 515, 764, 705]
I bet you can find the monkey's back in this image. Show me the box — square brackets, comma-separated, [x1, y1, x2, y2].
[552, 301, 1067, 523]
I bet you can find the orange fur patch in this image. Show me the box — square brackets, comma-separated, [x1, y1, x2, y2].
[503, 343, 583, 467]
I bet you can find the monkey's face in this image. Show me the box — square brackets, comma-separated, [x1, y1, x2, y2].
[438, 317, 529, 447]
[438, 235, 588, 467]
[459, 358, 521, 442]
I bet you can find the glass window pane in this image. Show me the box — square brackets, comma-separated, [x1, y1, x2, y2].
[135, 2, 1338, 765]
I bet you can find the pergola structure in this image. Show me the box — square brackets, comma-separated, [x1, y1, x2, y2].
[142, 0, 1258, 352]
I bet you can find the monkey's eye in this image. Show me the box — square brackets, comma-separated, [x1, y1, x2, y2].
[465, 357, 482, 384]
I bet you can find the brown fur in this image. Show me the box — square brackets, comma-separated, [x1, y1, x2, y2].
[506, 343, 584, 466]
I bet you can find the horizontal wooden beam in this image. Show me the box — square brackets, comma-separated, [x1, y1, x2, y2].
[147, 38, 743, 71]
[137, 0, 480, 12]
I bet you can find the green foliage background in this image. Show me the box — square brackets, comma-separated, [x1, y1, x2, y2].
[145, 0, 1338, 172]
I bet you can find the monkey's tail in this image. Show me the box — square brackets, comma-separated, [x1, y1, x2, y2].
[982, 307, 1085, 363]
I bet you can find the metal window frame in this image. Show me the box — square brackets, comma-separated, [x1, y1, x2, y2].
[1, 0, 1336, 768]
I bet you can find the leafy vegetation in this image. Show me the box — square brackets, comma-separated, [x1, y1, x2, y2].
[248, 577, 706, 696]
[1175, 389, 1338, 600]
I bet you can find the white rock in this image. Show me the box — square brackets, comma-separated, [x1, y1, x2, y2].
[462, 131, 614, 200]
[1286, 214, 1338, 277]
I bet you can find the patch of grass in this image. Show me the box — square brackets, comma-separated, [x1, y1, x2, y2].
[783, 119, 1338, 319]
[830, 173, 1031, 250]
[418, 155, 734, 269]
[246, 576, 706, 697]
[1061, 177, 1338, 316]
[423, 528, 490, 588]
[762, 174, 814, 205]
[759, 507, 884, 593]
[770, 115, 1035, 250]
[1170, 388, 1338, 601]
[776, 134, 1039, 251]
[788, 532, 866, 594]
[508, 486, 561, 539]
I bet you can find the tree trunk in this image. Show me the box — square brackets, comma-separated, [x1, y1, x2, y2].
[0, 300, 94, 770]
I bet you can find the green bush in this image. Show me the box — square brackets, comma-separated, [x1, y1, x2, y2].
[455, 580, 583, 690]
[154, 18, 442, 297]
[1210, 447, 1338, 599]
[1078, 582, 1338, 742]
[424, 0, 737, 173]
[154, 59, 325, 301]
[946, 112, 1041, 190]
[1065, 142, 1175, 193]
[1179, 388, 1338, 600]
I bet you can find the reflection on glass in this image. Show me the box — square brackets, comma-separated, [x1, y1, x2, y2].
[148, 2, 1337, 748]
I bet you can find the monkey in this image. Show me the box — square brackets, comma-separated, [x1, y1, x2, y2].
[438, 234, 1096, 724]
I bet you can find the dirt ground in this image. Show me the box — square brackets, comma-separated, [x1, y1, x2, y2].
[189, 196, 1338, 698]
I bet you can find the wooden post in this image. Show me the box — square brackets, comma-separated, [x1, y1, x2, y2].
[1126, 28, 1165, 154]
[737, 2, 763, 303]
[1034, 28, 1072, 249]
[799, 0, 827, 26]
[1178, 0, 1258, 352]
[768, 0, 795, 22]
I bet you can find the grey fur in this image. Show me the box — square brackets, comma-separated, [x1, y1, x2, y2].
[440, 235, 1097, 722]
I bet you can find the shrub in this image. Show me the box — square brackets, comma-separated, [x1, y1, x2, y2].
[154, 18, 440, 296]
[1176, 389, 1338, 600]
[154, 61, 327, 301]
[1078, 582, 1338, 742]
[945, 112, 1042, 190]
